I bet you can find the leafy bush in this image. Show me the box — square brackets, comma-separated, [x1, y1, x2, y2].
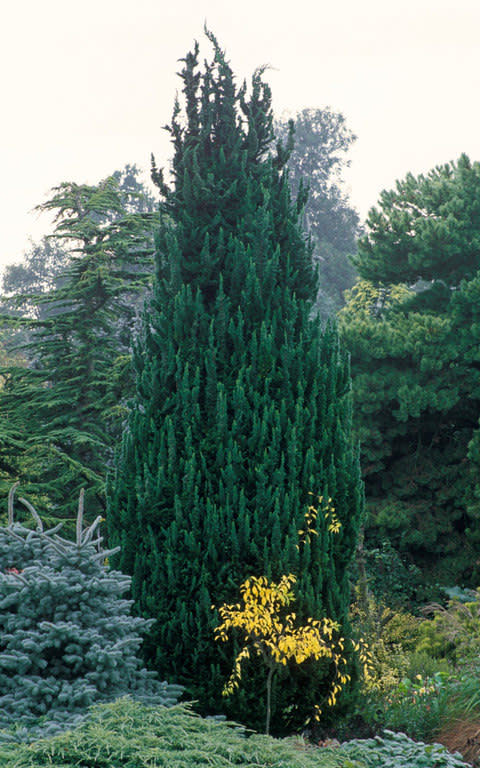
[350, 592, 422, 695]
[354, 672, 452, 744]
[404, 651, 451, 682]
[350, 591, 457, 742]
[215, 573, 350, 734]
[418, 588, 480, 664]
[360, 539, 428, 609]
[375, 673, 450, 741]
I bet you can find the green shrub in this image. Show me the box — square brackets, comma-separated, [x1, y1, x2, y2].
[442, 658, 480, 720]
[375, 673, 450, 742]
[1, 698, 469, 768]
[405, 651, 451, 682]
[417, 588, 480, 664]
[350, 593, 422, 695]
[360, 540, 429, 609]
[2, 698, 351, 768]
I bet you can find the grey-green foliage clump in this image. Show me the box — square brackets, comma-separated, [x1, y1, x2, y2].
[340, 730, 469, 768]
[0, 486, 182, 741]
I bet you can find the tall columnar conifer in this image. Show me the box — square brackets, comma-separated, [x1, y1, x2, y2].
[107, 33, 363, 732]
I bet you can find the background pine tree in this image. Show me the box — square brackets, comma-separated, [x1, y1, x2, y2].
[0, 173, 155, 522]
[339, 155, 480, 594]
[107, 33, 363, 732]
[275, 108, 360, 319]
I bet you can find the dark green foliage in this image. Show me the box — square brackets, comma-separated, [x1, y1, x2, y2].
[360, 540, 429, 610]
[108, 33, 363, 732]
[354, 154, 480, 287]
[339, 155, 480, 589]
[0, 172, 156, 521]
[0, 487, 181, 742]
[276, 108, 360, 319]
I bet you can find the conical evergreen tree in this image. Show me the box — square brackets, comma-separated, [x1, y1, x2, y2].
[107, 33, 363, 732]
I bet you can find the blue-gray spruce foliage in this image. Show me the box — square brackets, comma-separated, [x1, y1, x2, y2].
[0, 485, 181, 741]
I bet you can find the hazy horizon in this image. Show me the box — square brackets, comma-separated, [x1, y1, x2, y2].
[2, 0, 479, 272]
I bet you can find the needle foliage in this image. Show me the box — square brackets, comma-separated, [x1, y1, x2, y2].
[108, 31, 363, 732]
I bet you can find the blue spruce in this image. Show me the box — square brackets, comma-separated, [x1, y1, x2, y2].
[0, 484, 181, 741]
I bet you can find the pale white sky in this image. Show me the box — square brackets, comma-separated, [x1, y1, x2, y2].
[1, 0, 480, 271]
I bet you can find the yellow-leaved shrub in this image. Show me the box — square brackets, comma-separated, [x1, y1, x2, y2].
[214, 574, 349, 734]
